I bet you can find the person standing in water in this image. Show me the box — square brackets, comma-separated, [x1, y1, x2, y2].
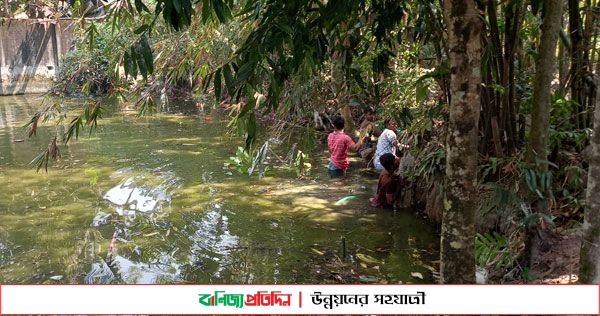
[370, 153, 400, 208]
[327, 115, 363, 177]
[373, 118, 399, 173]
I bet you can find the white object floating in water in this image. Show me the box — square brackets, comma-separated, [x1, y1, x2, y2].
[334, 195, 356, 206]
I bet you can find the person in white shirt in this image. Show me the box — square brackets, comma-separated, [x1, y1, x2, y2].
[373, 118, 399, 173]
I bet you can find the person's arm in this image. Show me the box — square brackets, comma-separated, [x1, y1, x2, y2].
[349, 136, 364, 151]
[385, 131, 399, 154]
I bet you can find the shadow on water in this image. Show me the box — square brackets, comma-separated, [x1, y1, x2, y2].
[0, 96, 439, 284]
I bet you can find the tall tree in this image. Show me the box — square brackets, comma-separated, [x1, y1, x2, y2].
[440, 0, 483, 284]
[568, 0, 588, 129]
[580, 74, 600, 283]
[524, 0, 563, 266]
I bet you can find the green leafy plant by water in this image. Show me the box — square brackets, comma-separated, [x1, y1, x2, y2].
[293, 150, 312, 177]
[475, 231, 520, 270]
[84, 168, 99, 186]
[228, 146, 252, 175]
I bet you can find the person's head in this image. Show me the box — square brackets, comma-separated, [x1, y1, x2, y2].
[332, 115, 345, 130]
[379, 153, 396, 172]
[384, 118, 397, 130]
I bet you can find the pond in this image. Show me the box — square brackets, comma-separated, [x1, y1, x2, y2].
[0, 95, 439, 284]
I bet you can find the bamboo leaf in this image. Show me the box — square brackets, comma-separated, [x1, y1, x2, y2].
[202, 72, 214, 92]
[134, 24, 149, 34]
[201, 0, 212, 22]
[233, 62, 254, 88]
[65, 116, 83, 143]
[139, 36, 154, 75]
[129, 47, 139, 78]
[245, 112, 257, 150]
[212, 0, 232, 23]
[123, 49, 134, 79]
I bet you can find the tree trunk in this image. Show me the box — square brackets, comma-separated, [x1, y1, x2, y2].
[525, 0, 563, 267]
[440, 0, 483, 284]
[569, 0, 586, 129]
[580, 75, 600, 284]
[558, 28, 570, 96]
[503, 1, 522, 154]
[583, 0, 597, 130]
[528, 1, 563, 164]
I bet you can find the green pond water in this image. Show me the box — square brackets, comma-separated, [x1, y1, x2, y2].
[0, 95, 438, 284]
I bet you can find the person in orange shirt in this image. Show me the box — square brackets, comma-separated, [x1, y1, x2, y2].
[327, 116, 363, 177]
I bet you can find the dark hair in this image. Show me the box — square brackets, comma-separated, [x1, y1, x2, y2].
[332, 116, 345, 130]
[379, 153, 396, 172]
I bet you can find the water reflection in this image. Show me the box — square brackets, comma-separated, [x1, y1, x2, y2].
[85, 253, 182, 284]
[86, 167, 186, 284]
[0, 242, 13, 266]
[103, 168, 179, 216]
[91, 210, 111, 227]
[110, 254, 181, 284]
[189, 205, 240, 279]
[85, 260, 114, 284]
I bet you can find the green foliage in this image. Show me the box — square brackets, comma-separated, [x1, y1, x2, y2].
[84, 167, 99, 186]
[479, 182, 522, 218]
[549, 128, 591, 150]
[25, 101, 103, 172]
[479, 157, 558, 229]
[29, 136, 61, 172]
[203, 0, 408, 120]
[227, 141, 271, 179]
[65, 101, 104, 143]
[228, 146, 252, 175]
[520, 202, 555, 228]
[293, 150, 311, 177]
[414, 144, 445, 183]
[475, 231, 521, 270]
[520, 159, 556, 199]
[299, 127, 316, 153]
[160, 0, 193, 31]
[123, 35, 154, 80]
[480, 157, 502, 181]
[53, 26, 111, 96]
